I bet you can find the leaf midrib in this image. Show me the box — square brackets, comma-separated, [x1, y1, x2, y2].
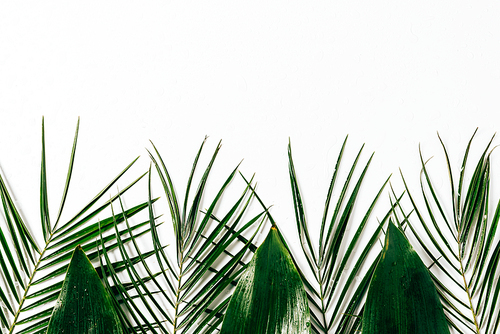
[457, 234, 481, 334]
[9, 235, 53, 334]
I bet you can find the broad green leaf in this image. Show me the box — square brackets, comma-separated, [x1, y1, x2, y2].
[45, 245, 123, 334]
[362, 221, 450, 334]
[220, 226, 310, 334]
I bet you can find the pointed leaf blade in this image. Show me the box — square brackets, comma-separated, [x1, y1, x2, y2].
[220, 226, 310, 334]
[45, 245, 124, 334]
[362, 221, 450, 334]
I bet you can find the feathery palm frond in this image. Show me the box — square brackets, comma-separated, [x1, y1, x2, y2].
[110, 138, 265, 334]
[393, 129, 500, 334]
[0, 118, 150, 334]
[286, 136, 393, 334]
[239, 137, 393, 334]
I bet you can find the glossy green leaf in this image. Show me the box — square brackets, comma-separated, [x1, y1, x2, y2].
[45, 245, 123, 334]
[362, 221, 450, 334]
[220, 226, 310, 334]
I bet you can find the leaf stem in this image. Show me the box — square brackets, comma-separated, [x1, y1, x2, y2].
[457, 240, 480, 334]
[172, 256, 184, 333]
[317, 267, 328, 333]
[9, 241, 50, 333]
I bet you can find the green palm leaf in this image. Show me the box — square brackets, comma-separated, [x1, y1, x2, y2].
[107, 138, 265, 334]
[45, 245, 123, 334]
[394, 129, 499, 334]
[220, 225, 310, 334]
[0, 118, 149, 334]
[238, 138, 393, 334]
[362, 220, 450, 334]
[287, 137, 391, 334]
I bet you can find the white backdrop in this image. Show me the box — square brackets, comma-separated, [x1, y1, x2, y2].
[1, 1, 500, 331]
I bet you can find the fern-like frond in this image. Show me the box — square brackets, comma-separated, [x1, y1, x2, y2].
[238, 138, 393, 334]
[287, 137, 393, 334]
[0, 118, 149, 334]
[394, 129, 500, 334]
[123, 138, 265, 334]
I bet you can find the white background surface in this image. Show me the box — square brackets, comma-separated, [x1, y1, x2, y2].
[1, 1, 500, 331]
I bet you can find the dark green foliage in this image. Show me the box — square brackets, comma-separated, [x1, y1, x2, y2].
[4, 120, 499, 334]
[394, 130, 500, 333]
[103, 138, 265, 334]
[220, 226, 310, 334]
[287, 137, 391, 333]
[46, 246, 123, 334]
[0, 118, 150, 334]
[362, 221, 450, 334]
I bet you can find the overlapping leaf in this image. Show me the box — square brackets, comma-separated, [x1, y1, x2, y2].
[362, 220, 450, 334]
[104, 138, 265, 334]
[45, 245, 123, 334]
[0, 118, 150, 334]
[7, 120, 495, 334]
[287, 137, 392, 334]
[220, 226, 310, 334]
[394, 129, 500, 334]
